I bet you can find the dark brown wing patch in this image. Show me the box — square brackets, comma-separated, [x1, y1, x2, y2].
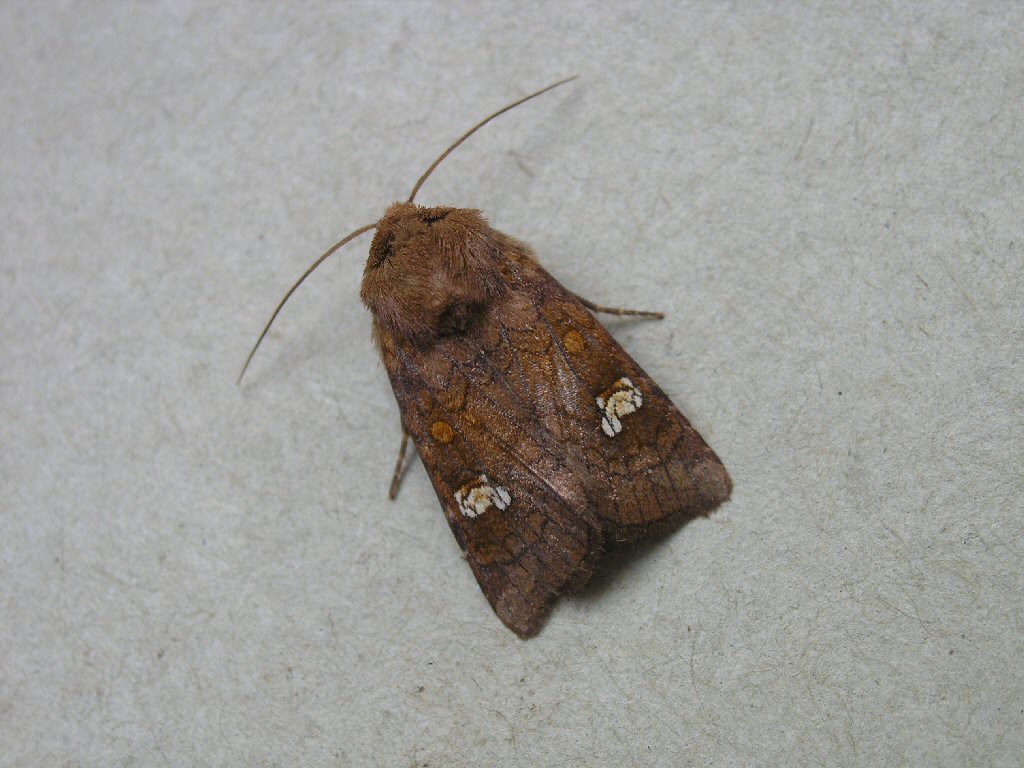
[383, 335, 603, 637]
[500, 242, 732, 539]
[377, 238, 730, 636]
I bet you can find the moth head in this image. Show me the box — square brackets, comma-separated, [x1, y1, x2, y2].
[236, 78, 576, 385]
[360, 202, 505, 345]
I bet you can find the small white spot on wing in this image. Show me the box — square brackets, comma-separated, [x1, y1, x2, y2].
[596, 376, 643, 437]
[454, 474, 513, 518]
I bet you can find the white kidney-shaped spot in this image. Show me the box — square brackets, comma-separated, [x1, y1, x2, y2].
[596, 376, 643, 437]
[454, 474, 512, 518]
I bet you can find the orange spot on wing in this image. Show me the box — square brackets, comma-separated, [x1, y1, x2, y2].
[430, 420, 454, 443]
[563, 330, 585, 354]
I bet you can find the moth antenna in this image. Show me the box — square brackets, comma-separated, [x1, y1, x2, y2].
[407, 75, 579, 203]
[237, 222, 377, 384]
[239, 77, 577, 383]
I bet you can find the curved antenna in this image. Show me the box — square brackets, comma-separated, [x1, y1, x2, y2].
[237, 222, 377, 384]
[239, 77, 577, 384]
[407, 75, 578, 203]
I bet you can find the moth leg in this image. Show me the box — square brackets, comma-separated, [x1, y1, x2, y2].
[387, 428, 412, 500]
[573, 293, 664, 319]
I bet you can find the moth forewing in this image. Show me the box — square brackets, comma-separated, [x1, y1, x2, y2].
[242, 79, 731, 638]
[364, 214, 730, 637]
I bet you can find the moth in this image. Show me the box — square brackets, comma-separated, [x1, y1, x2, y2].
[240, 78, 731, 637]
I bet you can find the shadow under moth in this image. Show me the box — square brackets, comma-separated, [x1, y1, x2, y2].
[240, 78, 731, 638]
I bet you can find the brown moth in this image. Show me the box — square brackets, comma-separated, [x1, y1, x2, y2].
[240, 78, 731, 638]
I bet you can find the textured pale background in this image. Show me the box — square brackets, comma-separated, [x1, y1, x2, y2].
[2, 2, 1022, 766]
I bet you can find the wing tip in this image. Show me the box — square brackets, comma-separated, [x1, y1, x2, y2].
[695, 455, 733, 513]
[488, 456, 732, 639]
[496, 591, 554, 639]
